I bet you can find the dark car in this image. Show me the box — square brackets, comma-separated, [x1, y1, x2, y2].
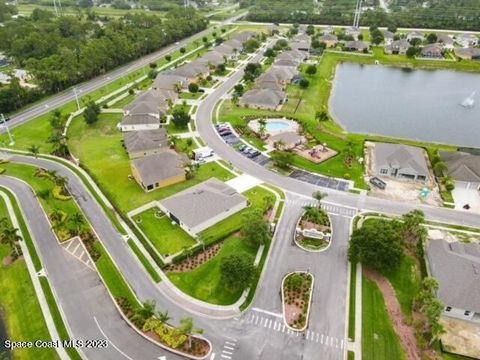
[370, 177, 387, 190]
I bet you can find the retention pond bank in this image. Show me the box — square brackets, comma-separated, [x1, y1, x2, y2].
[330, 63, 480, 148]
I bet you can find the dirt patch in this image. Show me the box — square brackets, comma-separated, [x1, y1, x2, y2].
[167, 242, 224, 272]
[293, 145, 337, 164]
[440, 316, 480, 359]
[1, 254, 23, 266]
[364, 268, 421, 360]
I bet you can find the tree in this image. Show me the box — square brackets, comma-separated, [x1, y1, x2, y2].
[406, 46, 419, 58]
[258, 118, 267, 136]
[387, 24, 397, 33]
[84, 101, 100, 125]
[299, 79, 309, 89]
[220, 254, 256, 291]
[171, 109, 191, 128]
[147, 69, 157, 79]
[315, 110, 329, 122]
[312, 191, 327, 207]
[182, 246, 194, 260]
[306, 64, 317, 75]
[273, 138, 285, 150]
[180, 47, 186, 54]
[156, 310, 171, 324]
[434, 161, 447, 176]
[426, 33, 438, 44]
[241, 209, 270, 247]
[69, 213, 84, 235]
[28, 145, 40, 158]
[0, 227, 22, 255]
[55, 176, 69, 189]
[131, 300, 156, 326]
[179, 317, 203, 349]
[264, 48, 275, 58]
[234, 84, 244, 95]
[165, 55, 172, 62]
[348, 219, 405, 271]
[188, 82, 199, 93]
[401, 209, 426, 248]
[272, 151, 293, 170]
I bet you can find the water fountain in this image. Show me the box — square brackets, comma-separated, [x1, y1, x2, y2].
[461, 91, 476, 108]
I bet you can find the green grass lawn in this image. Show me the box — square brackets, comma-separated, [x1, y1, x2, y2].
[179, 92, 203, 100]
[362, 275, 406, 360]
[1, 162, 90, 240]
[67, 112, 234, 213]
[0, 198, 59, 360]
[134, 208, 196, 257]
[168, 236, 257, 305]
[348, 262, 357, 341]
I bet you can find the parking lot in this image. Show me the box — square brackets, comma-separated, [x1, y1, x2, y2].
[289, 169, 350, 191]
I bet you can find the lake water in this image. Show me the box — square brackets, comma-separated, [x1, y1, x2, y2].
[329, 63, 480, 148]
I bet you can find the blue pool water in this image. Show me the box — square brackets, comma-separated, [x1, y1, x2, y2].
[266, 121, 289, 131]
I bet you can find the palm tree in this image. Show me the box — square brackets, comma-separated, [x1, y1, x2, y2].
[312, 191, 327, 208]
[156, 310, 171, 324]
[28, 145, 40, 158]
[273, 139, 286, 150]
[0, 227, 22, 255]
[170, 135, 179, 148]
[55, 176, 69, 190]
[0, 217, 9, 230]
[182, 246, 194, 260]
[50, 208, 64, 224]
[179, 316, 203, 349]
[69, 213, 84, 235]
[434, 161, 447, 176]
[258, 118, 267, 137]
[45, 169, 58, 181]
[131, 300, 157, 325]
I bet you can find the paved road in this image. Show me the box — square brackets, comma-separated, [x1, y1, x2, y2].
[0, 176, 176, 360]
[3, 13, 246, 131]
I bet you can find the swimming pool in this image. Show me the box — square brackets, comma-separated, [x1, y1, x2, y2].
[266, 121, 290, 131]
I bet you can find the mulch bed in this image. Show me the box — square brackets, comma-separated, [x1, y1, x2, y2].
[167, 242, 224, 272]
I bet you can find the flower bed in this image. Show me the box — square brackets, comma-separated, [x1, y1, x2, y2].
[167, 242, 224, 272]
[282, 272, 314, 331]
[295, 206, 331, 251]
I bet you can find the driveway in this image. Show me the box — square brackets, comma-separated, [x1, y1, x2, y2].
[452, 181, 480, 212]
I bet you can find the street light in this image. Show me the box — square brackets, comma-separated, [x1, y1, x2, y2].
[0, 114, 15, 146]
[73, 87, 81, 111]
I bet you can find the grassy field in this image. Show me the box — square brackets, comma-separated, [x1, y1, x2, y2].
[348, 263, 357, 341]
[0, 198, 59, 360]
[67, 112, 234, 213]
[362, 276, 406, 360]
[168, 235, 257, 305]
[134, 208, 196, 257]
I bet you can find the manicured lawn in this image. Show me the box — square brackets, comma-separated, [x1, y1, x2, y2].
[168, 236, 257, 305]
[348, 262, 357, 341]
[0, 196, 58, 360]
[198, 186, 274, 245]
[67, 112, 234, 213]
[179, 92, 203, 100]
[127, 240, 161, 283]
[362, 275, 406, 360]
[134, 208, 196, 257]
[1, 162, 90, 240]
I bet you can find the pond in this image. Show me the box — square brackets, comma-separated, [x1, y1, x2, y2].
[329, 63, 480, 148]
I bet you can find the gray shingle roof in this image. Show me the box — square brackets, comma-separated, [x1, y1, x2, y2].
[159, 178, 246, 229]
[132, 151, 187, 185]
[198, 50, 226, 66]
[454, 47, 480, 58]
[344, 41, 369, 51]
[124, 129, 168, 154]
[153, 74, 187, 91]
[427, 239, 480, 313]
[121, 114, 159, 127]
[319, 34, 338, 42]
[232, 31, 257, 43]
[385, 40, 411, 52]
[374, 143, 429, 175]
[240, 88, 286, 109]
[124, 89, 170, 115]
[440, 151, 480, 182]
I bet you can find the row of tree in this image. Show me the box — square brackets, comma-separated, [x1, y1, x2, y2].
[0, 7, 208, 113]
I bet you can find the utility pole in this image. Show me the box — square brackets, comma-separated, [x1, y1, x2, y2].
[53, 0, 58, 15]
[73, 88, 81, 111]
[1, 114, 15, 146]
[353, 0, 363, 28]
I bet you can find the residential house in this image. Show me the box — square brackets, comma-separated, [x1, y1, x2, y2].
[427, 239, 480, 321]
[119, 114, 161, 132]
[291, 33, 311, 52]
[277, 50, 308, 63]
[454, 47, 480, 60]
[421, 44, 443, 58]
[232, 31, 257, 44]
[256, 73, 285, 92]
[170, 60, 210, 83]
[131, 151, 188, 192]
[158, 178, 248, 236]
[384, 40, 412, 55]
[440, 151, 480, 189]
[274, 59, 299, 68]
[123, 90, 170, 118]
[319, 34, 338, 48]
[221, 39, 244, 52]
[123, 128, 169, 159]
[381, 30, 395, 45]
[406, 31, 424, 42]
[436, 33, 454, 50]
[198, 50, 227, 67]
[267, 24, 280, 35]
[346, 26, 361, 40]
[344, 40, 369, 52]
[268, 66, 299, 85]
[322, 26, 334, 35]
[239, 88, 287, 111]
[372, 142, 430, 182]
[153, 74, 188, 92]
[455, 33, 479, 48]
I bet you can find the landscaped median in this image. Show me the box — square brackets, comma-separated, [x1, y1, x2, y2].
[294, 204, 331, 252]
[281, 271, 314, 332]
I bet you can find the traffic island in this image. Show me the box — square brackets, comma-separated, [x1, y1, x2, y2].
[294, 206, 331, 252]
[282, 271, 314, 331]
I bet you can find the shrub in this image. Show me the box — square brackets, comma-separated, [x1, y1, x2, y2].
[52, 186, 72, 201]
[0, 167, 5, 174]
[188, 82, 199, 93]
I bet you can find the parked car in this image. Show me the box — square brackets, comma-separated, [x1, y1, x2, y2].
[249, 151, 261, 158]
[220, 131, 232, 137]
[370, 177, 387, 190]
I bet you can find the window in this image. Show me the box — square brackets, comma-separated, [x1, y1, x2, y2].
[147, 184, 154, 191]
[465, 310, 471, 316]
[445, 307, 452, 312]
[380, 169, 388, 175]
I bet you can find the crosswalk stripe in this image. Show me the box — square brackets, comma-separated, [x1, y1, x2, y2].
[225, 341, 236, 346]
[221, 355, 231, 360]
[224, 346, 234, 351]
[321, 334, 324, 344]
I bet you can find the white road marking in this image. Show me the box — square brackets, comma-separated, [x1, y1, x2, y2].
[223, 351, 233, 355]
[224, 346, 234, 351]
[210, 353, 216, 360]
[268, 319, 272, 328]
[225, 341, 236, 346]
[93, 316, 135, 360]
[282, 324, 286, 332]
[316, 333, 320, 342]
[321, 334, 324, 344]
[220, 355, 231, 360]
[252, 308, 282, 318]
[255, 316, 259, 325]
